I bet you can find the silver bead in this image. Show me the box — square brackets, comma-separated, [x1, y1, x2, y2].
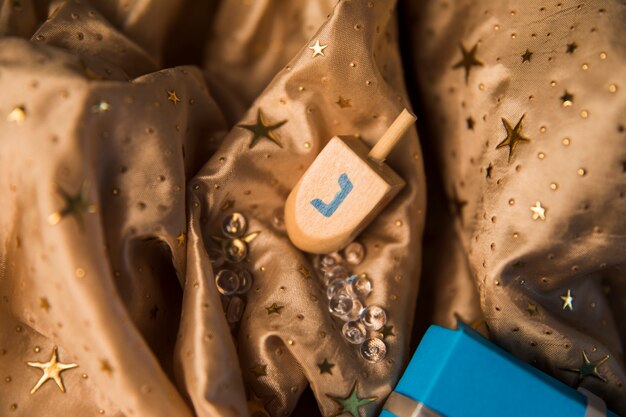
[329, 293, 355, 318]
[222, 238, 248, 263]
[360, 338, 387, 363]
[236, 269, 253, 294]
[215, 269, 240, 296]
[351, 274, 372, 298]
[361, 305, 387, 330]
[222, 212, 247, 238]
[226, 296, 245, 323]
[344, 242, 365, 265]
[342, 321, 367, 344]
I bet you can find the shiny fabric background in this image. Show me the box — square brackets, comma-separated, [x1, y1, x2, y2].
[0, 0, 624, 416]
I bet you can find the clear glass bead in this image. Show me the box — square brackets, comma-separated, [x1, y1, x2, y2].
[222, 212, 247, 238]
[351, 274, 372, 298]
[344, 242, 365, 265]
[347, 299, 364, 321]
[342, 321, 367, 344]
[324, 264, 349, 281]
[215, 269, 240, 296]
[226, 296, 245, 323]
[321, 255, 338, 269]
[360, 338, 387, 362]
[222, 238, 248, 263]
[236, 269, 253, 294]
[327, 279, 353, 299]
[361, 305, 387, 330]
[329, 294, 354, 318]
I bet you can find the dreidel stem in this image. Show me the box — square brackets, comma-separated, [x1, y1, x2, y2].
[368, 109, 416, 164]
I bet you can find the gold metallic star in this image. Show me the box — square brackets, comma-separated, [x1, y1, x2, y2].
[327, 381, 377, 417]
[527, 303, 538, 316]
[167, 90, 180, 104]
[562, 350, 609, 382]
[48, 182, 97, 229]
[7, 105, 26, 124]
[485, 163, 493, 179]
[380, 325, 395, 340]
[297, 264, 312, 279]
[452, 42, 483, 83]
[39, 297, 51, 312]
[521, 49, 533, 63]
[530, 201, 546, 221]
[265, 303, 284, 315]
[318, 358, 335, 375]
[250, 363, 267, 378]
[176, 231, 186, 247]
[27, 346, 78, 394]
[336, 96, 352, 108]
[237, 109, 287, 149]
[560, 90, 574, 107]
[100, 359, 113, 375]
[566, 42, 578, 54]
[560, 289, 574, 310]
[247, 388, 273, 416]
[309, 40, 328, 57]
[496, 114, 530, 162]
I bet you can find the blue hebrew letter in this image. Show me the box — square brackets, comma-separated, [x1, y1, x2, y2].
[310, 173, 353, 217]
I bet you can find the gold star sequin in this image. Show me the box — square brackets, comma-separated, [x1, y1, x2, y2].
[297, 264, 312, 279]
[562, 350, 609, 382]
[336, 96, 352, 108]
[7, 105, 26, 124]
[250, 363, 267, 378]
[566, 42, 578, 54]
[530, 201, 546, 221]
[100, 359, 113, 375]
[237, 109, 287, 149]
[521, 49, 533, 63]
[452, 42, 483, 83]
[527, 303, 538, 316]
[496, 114, 530, 162]
[560, 90, 574, 107]
[309, 40, 328, 57]
[326, 381, 377, 417]
[560, 289, 574, 310]
[48, 182, 97, 229]
[167, 90, 180, 104]
[27, 346, 78, 394]
[485, 163, 493, 179]
[176, 231, 186, 247]
[247, 388, 273, 416]
[318, 358, 335, 375]
[265, 303, 284, 315]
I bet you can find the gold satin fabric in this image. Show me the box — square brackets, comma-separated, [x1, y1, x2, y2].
[0, 0, 623, 417]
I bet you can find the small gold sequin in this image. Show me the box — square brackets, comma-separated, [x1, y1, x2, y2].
[75, 268, 85, 278]
[550, 183, 558, 190]
[550, 81, 557, 87]
[478, 83, 485, 91]
[609, 84, 618, 93]
[394, 220, 403, 227]
[539, 126, 547, 133]
[509, 198, 515, 205]
[581, 63, 589, 70]
[493, 24, 500, 31]
[577, 168, 587, 176]
[580, 110, 589, 119]
[304, 142, 311, 149]
[538, 152, 545, 159]
[599, 51, 607, 60]
[562, 137, 571, 146]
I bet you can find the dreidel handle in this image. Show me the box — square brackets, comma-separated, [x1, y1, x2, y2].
[368, 109, 416, 164]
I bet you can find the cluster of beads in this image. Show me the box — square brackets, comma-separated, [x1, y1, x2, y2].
[314, 242, 389, 363]
[211, 213, 258, 325]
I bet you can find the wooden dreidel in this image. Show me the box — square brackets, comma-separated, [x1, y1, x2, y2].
[285, 109, 416, 254]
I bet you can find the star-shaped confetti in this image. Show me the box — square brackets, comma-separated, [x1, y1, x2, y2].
[336, 96, 352, 108]
[530, 201, 546, 221]
[39, 297, 51, 312]
[309, 40, 328, 57]
[560, 90, 574, 107]
[485, 163, 493, 179]
[562, 350, 609, 382]
[521, 49, 533, 63]
[167, 90, 181, 104]
[250, 363, 267, 378]
[48, 182, 97, 229]
[560, 289, 574, 310]
[176, 231, 186, 247]
[297, 264, 312, 279]
[7, 105, 26, 124]
[452, 42, 483, 83]
[318, 358, 335, 375]
[265, 303, 284, 315]
[566, 42, 578, 54]
[27, 346, 78, 394]
[527, 303, 538, 316]
[237, 109, 287, 149]
[496, 114, 530, 162]
[327, 381, 377, 417]
[247, 388, 273, 416]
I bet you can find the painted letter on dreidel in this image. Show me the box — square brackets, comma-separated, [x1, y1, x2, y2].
[310, 173, 353, 217]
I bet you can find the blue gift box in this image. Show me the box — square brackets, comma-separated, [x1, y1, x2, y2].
[381, 324, 618, 417]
